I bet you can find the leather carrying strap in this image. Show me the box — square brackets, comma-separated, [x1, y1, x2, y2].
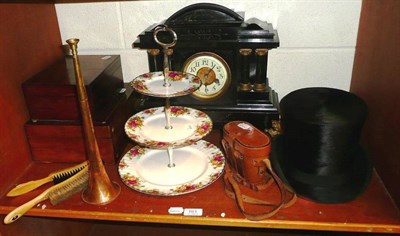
[231, 149, 273, 191]
[222, 140, 297, 221]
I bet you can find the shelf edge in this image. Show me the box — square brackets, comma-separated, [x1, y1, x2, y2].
[1, 206, 399, 234]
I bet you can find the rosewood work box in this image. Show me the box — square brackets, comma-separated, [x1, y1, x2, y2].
[22, 55, 125, 122]
[25, 85, 137, 164]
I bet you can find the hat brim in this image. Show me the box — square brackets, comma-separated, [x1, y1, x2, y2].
[270, 135, 373, 204]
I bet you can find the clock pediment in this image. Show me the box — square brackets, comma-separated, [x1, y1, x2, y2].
[133, 3, 278, 49]
[165, 3, 243, 26]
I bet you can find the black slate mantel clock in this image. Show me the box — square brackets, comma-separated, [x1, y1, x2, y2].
[133, 3, 280, 129]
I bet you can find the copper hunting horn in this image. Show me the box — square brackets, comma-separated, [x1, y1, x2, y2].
[66, 38, 120, 205]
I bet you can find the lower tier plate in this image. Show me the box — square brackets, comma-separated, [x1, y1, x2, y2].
[118, 140, 225, 196]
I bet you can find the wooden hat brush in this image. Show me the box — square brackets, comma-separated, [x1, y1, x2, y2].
[3, 165, 89, 224]
[6, 161, 88, 197]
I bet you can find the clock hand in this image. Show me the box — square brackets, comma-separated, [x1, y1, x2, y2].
[208, 64, 216, 73]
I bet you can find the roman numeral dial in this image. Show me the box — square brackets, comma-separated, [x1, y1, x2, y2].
[183, 52, 231, 100]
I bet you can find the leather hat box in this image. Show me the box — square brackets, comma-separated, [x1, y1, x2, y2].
[22, 55, 125, 122]
[25, 85, 138, 164]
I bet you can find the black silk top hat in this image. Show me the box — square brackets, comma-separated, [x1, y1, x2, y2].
[270, 87, 373, 203]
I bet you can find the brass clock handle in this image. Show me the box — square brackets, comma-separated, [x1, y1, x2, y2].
[153, 25, 177, 49]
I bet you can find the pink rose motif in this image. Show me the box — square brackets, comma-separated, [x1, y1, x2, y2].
[201, 123, 210, 130]
[127, 178, 139, 186]
[168, 71, 184, 81]
[143, 108, 155, 115]
[133, 81, 146, 90]
[128, 117, 143, 128]
[169, 71, 179, 78]
[119, 162, 126, 169]
[197, 122, 211, 135]
[213, 154, 223, 162]
[171, 107, 180, 113]
[211, 154, 224, 167]
[170, 107, 186, 115]
[157, 142, 167, 147]
[196, 111, 206, 117]
[129, 147, 144, 157]
[185, 184, 196, 191]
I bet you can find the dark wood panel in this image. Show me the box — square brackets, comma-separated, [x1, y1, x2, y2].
[350, 0, 400, 207]
[0, 217, 93, 236]
[0, 4, 63, 196]
[25, 123, 111, 138]
[27, 135, 115, 163]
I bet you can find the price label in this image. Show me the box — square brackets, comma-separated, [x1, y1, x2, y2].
[168, 207, 184, 214]
[238, 122, 252, 130]
[183, 208, 203, 216]
[101, 56, 111, 60]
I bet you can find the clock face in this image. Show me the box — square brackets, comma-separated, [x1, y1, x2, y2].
[183, 52, 231, 100]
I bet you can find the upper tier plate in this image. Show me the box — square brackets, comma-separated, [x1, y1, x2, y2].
[131, 71, 201, 97]
[125, 106, 213, 149]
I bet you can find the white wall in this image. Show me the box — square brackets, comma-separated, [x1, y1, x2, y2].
[55, 0, 361, 100]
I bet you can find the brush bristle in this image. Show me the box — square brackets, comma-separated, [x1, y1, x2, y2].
[48, 167, 89, 205]
[52, 161, 88, 184]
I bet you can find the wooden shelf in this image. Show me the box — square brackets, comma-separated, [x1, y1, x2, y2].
[1, 130, 399, 234]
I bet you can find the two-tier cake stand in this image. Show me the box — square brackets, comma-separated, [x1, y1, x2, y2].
[118, 26, 225, 196]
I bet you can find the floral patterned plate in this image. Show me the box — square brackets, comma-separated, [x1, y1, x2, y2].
[131, 71, 201, 97]
[118, 140, 225, 196]
[125, 106, 212, 149]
